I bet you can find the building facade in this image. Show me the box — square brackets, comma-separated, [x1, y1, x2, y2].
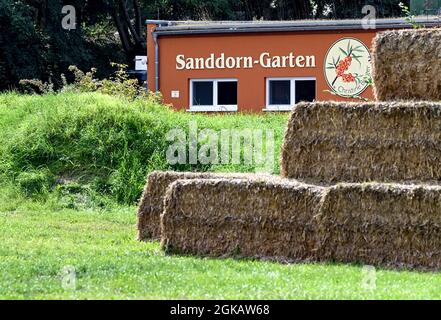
[147, 18, 438, 112]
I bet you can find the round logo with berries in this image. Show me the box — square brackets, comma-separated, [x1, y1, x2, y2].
[324, 38, 372, 98]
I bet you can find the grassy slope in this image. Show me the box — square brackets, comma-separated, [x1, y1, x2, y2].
[0, 92, 288, 205]
[2, 93, 441, 299]
[1, 199, 441, 299]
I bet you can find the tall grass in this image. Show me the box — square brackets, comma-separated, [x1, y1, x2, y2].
[0, 92, 288, 205]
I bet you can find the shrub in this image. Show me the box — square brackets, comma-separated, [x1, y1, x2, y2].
[19, 79, 55, 94]
[100, 63, 145, 100]
[21, 63, 153, 101]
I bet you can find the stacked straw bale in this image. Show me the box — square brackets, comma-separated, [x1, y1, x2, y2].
[137, 171, 274, 240]
[319, 183, 441, 270]
[281, 101, 441, 184]
[161, 178, 325, 261]
[372, 28, 441, 101]
[140, 27, 441, 270]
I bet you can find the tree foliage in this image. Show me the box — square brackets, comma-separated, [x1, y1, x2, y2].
[0, 0, 408, 91]
[150, 0, 407, 20]
[0, 0, 125, 90]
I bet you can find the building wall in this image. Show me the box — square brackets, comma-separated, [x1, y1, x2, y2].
[148, 27, 379, 112]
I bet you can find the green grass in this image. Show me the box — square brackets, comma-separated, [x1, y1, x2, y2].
[0, 92, 288, 205]
[2, 197, 441, 300]
[2, 92, 441, 300]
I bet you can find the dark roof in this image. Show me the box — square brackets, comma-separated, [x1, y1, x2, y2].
[147, 17, 441, 36]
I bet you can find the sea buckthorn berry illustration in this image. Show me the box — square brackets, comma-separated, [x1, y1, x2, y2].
[325, 38, 372, 98]
[342, 73, 356, 83]
[335, 55, 352, 79]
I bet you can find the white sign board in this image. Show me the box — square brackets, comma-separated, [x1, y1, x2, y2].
[135, 56, 147, 71]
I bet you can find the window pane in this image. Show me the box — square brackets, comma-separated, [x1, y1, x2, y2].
[269, 80, 291, 105]
[192, 81, 213, 106]
[295, 80, 316, 104]
[217, 81, 237, 105]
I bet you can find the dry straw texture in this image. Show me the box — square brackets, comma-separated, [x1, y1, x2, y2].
[281, 101, 441, 184]
[137, 171, 273, 240]
[161, 178, 325, 262]
[372, 28, 441, 101]
[319, 183, 441, 270]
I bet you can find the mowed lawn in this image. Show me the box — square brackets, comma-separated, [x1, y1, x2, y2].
[2, 93, 441, 299]
[2, 201, 441, 300]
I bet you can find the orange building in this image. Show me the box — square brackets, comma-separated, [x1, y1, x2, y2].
[147, 18, 437, 112]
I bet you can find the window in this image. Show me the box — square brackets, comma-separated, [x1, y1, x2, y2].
[217, 81, 237, 105]
[265, 78, 316, 111]
[269, 80, 290, 105]
[190, 79, 238, 112]
[192, 81, 213, 106]
[295, 80, 316, 104]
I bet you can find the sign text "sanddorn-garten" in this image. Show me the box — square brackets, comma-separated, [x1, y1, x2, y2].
[176, 52, 316, 70]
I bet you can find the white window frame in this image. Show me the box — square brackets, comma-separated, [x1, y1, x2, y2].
[264, 77, 316, 112]
[189, 78, 238, 112]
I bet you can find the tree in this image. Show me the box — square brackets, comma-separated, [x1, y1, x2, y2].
[112, 0, 145, 56]
[311, 0, 407, 19]
[273, 0, 314, 19]
[83, 0, 147, 56]
[0, 1, 48, 90]
[0, 0, 409, 91]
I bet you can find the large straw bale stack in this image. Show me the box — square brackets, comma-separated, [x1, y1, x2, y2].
[372, 28, 441, 101]
[161, 178, 325, 261]
[319, 183, 441, 270]
[281, 101, 441, 184]
[137, 171, 274, 241]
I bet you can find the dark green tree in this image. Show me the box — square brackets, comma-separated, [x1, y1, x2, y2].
[312, 0, 407, 19]
[0, 0, 409, 91]
[0, 1, 47, 89]
[0, 0, 125, 90]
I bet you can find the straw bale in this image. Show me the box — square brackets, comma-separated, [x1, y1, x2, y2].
[372, 28, 441, 101]
[137, 171, 274, 241]
[281, 101, 441, 183]
[319, 183, 441, 270]
[161, 178, 325, 261]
